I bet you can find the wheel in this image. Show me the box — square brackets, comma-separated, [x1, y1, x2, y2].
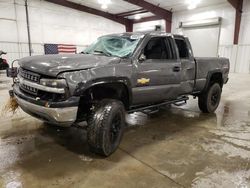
[198, 83, 222, 113]
[87, 99, 125, 156]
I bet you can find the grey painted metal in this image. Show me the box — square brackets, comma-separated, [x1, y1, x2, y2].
[18, 54, 122, 77]
[15, 94, 78, 126]
[14, 32, 230, 125]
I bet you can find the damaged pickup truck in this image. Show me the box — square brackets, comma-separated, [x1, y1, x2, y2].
[8, 32, 229, 156]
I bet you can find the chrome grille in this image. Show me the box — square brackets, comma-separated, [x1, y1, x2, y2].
[20, 83, 38, 95]
[19, 68, 40, 83]
[19, 68, 40, 95]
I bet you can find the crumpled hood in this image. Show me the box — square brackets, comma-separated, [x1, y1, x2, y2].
[18, 54, 121, 77]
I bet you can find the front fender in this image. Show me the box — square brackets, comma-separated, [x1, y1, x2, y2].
[74, 76, 132, 106]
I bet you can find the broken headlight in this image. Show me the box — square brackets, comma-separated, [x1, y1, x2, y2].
[40, 79, 67, 88]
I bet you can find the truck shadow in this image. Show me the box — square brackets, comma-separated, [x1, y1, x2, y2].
[38, 105, 217, 160]
[40, 124, 94, 157]
[14, 105, 220, 183]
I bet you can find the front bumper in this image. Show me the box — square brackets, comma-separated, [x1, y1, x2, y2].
[13, 85, 80, 126]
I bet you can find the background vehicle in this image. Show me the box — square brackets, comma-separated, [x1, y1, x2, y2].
[8, 32, 230, 156]
[0, 51, 9, 70]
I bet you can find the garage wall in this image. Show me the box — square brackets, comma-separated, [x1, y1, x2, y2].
[220, 0, 250, 74]
[0, 0, 125, 63]
[2, 0, 250, 73]
[236, 0, 250, 73]
[133, 20, 166, 32]
[172, 3, 235, 45]
[181, 24, 221, 57]
[172, 1, 250, 74]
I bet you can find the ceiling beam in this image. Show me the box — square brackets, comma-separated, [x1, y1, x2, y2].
[228, 0, 241, 9]
[132, 15, 161, 23]
[116, 8, 148, 17]
[228, 0, 243, 44]
[44, 0, 131, 26]
[125, 21, 133, 32]
[123, 0, 172, 22]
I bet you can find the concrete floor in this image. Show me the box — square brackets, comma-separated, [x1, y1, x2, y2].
[0, 71, 250, 188]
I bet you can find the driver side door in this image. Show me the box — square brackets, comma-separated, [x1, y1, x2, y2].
[132, 36, 181, 105]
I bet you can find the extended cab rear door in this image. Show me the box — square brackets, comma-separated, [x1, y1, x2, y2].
[132, 36, 182, 105]
[174, 36, 196, 94]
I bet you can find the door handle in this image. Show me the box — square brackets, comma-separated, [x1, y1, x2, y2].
[173, 66, 181, 72]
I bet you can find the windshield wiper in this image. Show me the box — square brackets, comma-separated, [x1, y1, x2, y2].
[80, 51, 89, 54]
[93, 50, 111, 57]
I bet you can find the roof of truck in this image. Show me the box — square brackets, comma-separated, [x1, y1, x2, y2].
[102, 32, 185, 39]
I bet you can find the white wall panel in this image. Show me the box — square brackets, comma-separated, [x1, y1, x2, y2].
[0, 0, 15, 20]
[235, 45, 250, 73]
[173, 2, 250, 73]
[0, 20, 18, 42]
[218, 45, 237, 72]
[0, 0, 125, 64]
[218, 44, 250, 74]
[0, 42, 20, 63]
[133, 20, 166, 32]
[182, 25, 220, 57]
[1, 0, 250, 74]
[172, 3, 235, 45]
[239, 0, 250, 45]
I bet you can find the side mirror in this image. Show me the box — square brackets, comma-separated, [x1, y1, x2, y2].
[6, 67, 18, 78]
[139, 54, 146, 62]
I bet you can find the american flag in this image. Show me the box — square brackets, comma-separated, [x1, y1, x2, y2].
[44, 44, 77, 54]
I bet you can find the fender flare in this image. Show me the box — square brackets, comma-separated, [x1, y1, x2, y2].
[74, 76, 133, 106]
[202, 70, 223, 93]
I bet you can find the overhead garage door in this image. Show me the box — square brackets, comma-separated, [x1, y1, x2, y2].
[180, 18, 221, 57]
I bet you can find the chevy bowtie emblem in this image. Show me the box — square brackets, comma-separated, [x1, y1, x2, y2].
[137, 78, 150, 84]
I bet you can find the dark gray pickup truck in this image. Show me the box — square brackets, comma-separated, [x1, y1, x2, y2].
[9, 32, 229, 156]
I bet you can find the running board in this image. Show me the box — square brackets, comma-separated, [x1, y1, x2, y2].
[142, 108, 159, 115]
[128, 96, 189, 114]
[174, 100, 187, 106]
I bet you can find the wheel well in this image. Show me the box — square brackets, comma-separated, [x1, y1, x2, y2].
[88, 83, 129, 108]
[76, 83, 130, 121]
[209, 72, 223, 88]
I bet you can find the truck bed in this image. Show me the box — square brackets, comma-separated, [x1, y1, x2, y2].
[194, 57, 230, 92]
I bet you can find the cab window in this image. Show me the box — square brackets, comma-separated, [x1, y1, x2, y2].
[175, 38, 189, 59]
[144, 37, 174, 60]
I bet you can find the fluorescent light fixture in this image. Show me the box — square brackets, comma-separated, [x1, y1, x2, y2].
[180, 17, 221, 28]
[188, 4, 197, 10]
[185, 0, 201, 10]
[135, 14, 141, 20]
[98, 0, 111, 10]
[101, 4, 108, 9]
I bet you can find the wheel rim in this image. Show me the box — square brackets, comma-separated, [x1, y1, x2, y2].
[211, 88, 220, 106]
[110, 113, 121, 144]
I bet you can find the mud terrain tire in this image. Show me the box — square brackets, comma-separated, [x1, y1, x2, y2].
[87, 99, 125, 156]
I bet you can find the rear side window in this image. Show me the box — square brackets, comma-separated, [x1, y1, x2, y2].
[175, 38, 189, 59]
